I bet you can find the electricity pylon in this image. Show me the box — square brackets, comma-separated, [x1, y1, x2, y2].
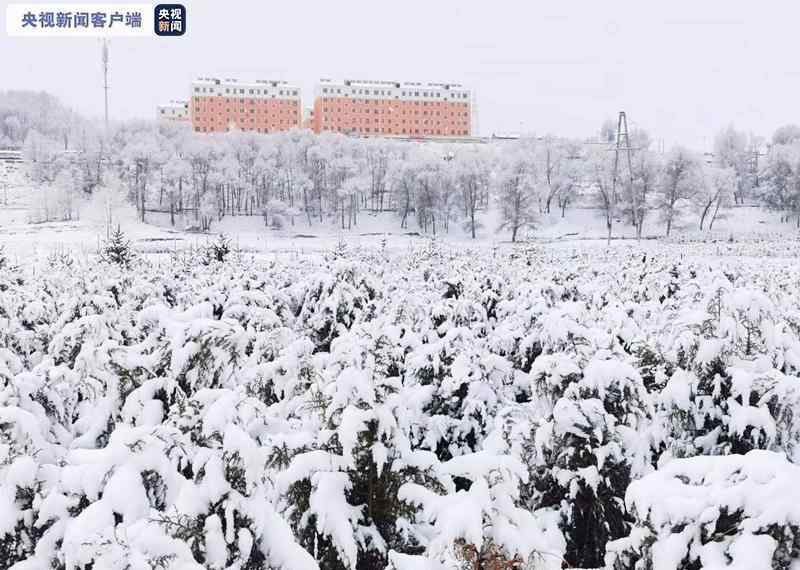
[610, 111, 640, 240]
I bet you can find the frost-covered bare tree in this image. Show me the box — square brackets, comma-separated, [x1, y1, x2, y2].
[657, 147, 702, 237]
[760, 143, 800, 226]
[120, 130, 163, 222]
[159, 150, 191, 226]
[586, 146, 619, 244]
[713, 124, 752, 205]
[184, 136, 217, 230]
[695, 165, 734, 231]
[23, 129, 60, 185]
[391, 159, 418, 230]
[534, 137, 583, 218]
[555, 142, 584, 218]
[537, 136, 564, 215]
[772, 124, 800, 146]
[83, 171, 129, 237]
[455, 150, 491, 238]
[495, 150, 537, 242]
[415, 157, 443, 235]
[628, 149, 661, 239]
[363, 138, 393, 211]
[437, 160, 459, 233]
[328, 152, 360, 230]
[23, 131, 87, 222]
[52, 163, 83, 221]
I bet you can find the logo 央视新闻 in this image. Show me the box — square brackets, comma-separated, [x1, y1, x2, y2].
[154, 3, 185, 36]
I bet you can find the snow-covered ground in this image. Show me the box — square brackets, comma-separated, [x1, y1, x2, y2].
[3, 175, 800, 570]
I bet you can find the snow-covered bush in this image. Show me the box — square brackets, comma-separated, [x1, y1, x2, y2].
[607, 450, 800, 570]
[522, 354, 652, 568]
[2, 241, 800, 569]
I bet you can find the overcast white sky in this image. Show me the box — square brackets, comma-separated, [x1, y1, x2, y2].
[2, 0, 799, 149]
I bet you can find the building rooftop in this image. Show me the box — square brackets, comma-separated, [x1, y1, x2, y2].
[158, 100, 188, 108]
[320, 78, 466, 90]
[193, 76, 300, 89]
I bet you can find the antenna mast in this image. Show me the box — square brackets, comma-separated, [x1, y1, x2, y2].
[102, 40, 110, 130]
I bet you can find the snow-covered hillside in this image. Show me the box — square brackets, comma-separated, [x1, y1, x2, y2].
[2, 239, 800, 569]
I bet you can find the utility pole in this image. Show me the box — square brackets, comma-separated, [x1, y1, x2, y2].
[610, 111, 639, 239]
[102, 39, 110, 130]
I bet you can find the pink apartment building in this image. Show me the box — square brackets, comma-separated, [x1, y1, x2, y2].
[186, 77, 473, 138]
[190, 77, 302, 133]
[312, 79, 472, 137]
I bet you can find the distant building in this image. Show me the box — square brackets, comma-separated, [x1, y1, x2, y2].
[490, 132, 521, 140]
[312, 79, 472, 138]
[157, 101, 190, 123]
[190, 77, 302, 133]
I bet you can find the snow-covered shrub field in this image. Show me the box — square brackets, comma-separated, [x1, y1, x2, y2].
[3, 240, 800, 570]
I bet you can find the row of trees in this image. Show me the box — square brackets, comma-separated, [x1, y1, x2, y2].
[491, 137, 738, 242]
[16, 124, 720, 241]
[22, 123, 494, 236]
[12, 92, 800, 240]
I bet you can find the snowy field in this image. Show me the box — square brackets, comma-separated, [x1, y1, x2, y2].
[3, 186, 800, 569]
[4, 170, 800, 570]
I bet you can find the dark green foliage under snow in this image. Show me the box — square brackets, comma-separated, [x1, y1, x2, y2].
[99, 225, 136, 267]
[1, 242, 800, 569]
